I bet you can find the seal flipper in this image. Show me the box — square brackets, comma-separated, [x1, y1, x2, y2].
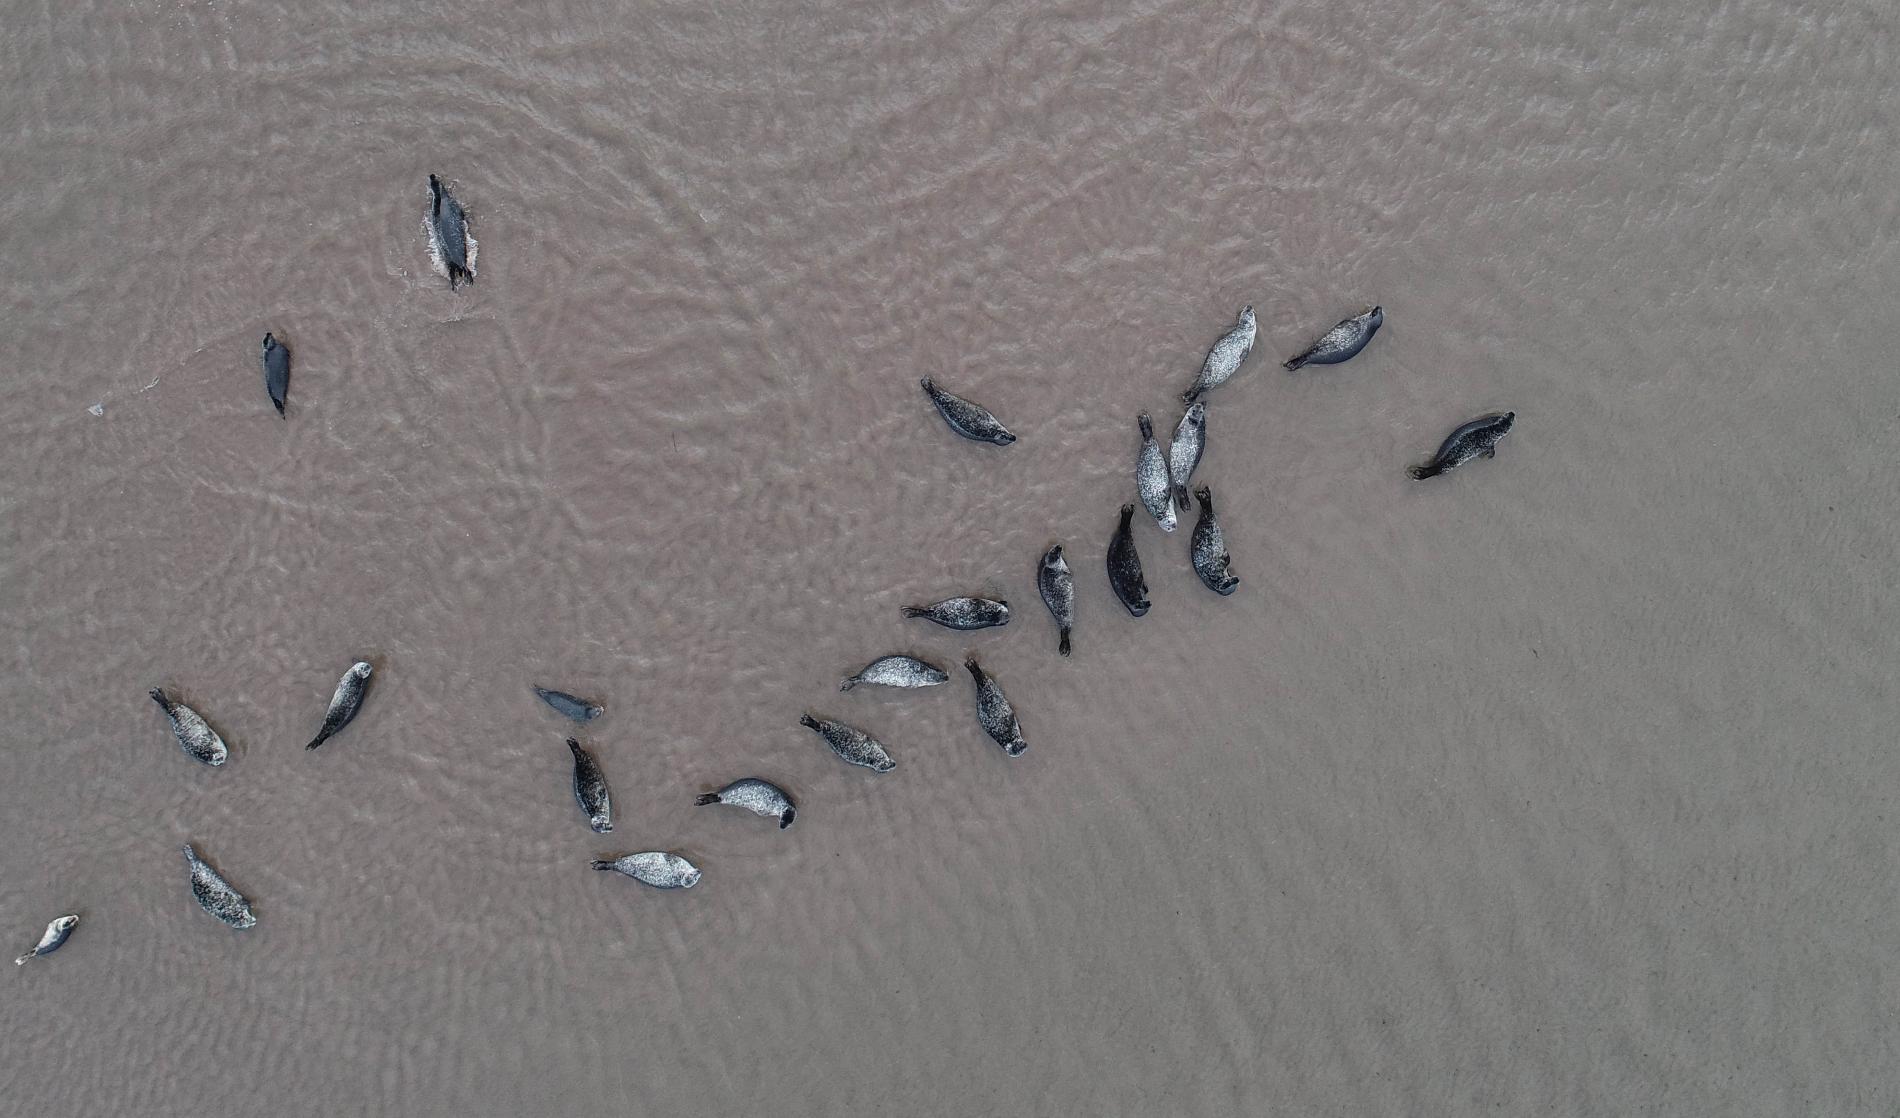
[149, 687, 171, 711]
[1173, 484, 1192, 512]
[694, 793, 721, 806]
[899, 606, 928, 619]
[779, 806, 796, 828]
[589, 860, 616, 871]
[1407, 463, 1443, 480]
[1059, 629, 1071, 656]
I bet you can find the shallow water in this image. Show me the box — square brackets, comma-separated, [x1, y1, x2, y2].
[3, 0, 1897, 1113]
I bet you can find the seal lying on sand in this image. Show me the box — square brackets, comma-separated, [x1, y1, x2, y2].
[566, 738, 614, 834]
[591, 852, 701, 889]
[1037, 544, 1074, 656]
[965, 657, 1027, 757]
[1136, 413, 1176, 533]
[1284, 306, 1383, 371]
[425, 174, 476, 289]
[800, 714, 896, 772]
[1189, 485, 1239, 595]
[921, 378, 1016, 445]
[902, 596, 1010, 631]
[150, 688, 228, 767]
[306, 661, 372, 750]
[695, 779, 796, 828]
[261, 333, 290, 418]
[1408, 412, 1514, 480]
[183, 844, 257, 929]
[840, 655, 948, 691]
[1107, 504, 1150, 617]
[15, 914, 79, 965]
[1182, 306, 1257, 403]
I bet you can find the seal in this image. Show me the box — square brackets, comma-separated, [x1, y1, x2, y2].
[183, 844, 257, 929]
[1169, 402, 1206, 512]
[1136, 413, 1176, 532]
[1107, 504, 1150, 617]
[15, 914, 79, 965]
[590, 852, 701, 889]
[566, 738, 614, 834]
[964, 656, 1027, 757]
[920, 378, 1016, 445]
[695, 778, 796, 828]
[1182, 306, 1257, 403]
[261, 333, 290, 419]
[1037, 543, 1075, 656]
[800, 713, 896, 772]
[840, 654, 948, 691]
[306, 661, 372, 751]
[902, 596, 1010, 631]
[1189, 485, 1239, 595]
[425, 173, 476, 289]
[1408, 411, 1514, 479]
[1284, 306, 1383, 371]
[534, 686, 603, 723]
[149, 687, 229, 767]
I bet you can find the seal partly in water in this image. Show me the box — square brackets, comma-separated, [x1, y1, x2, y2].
[1037, 543, 1075, 656]
[1107, 504, 1150, 617]
[964, 656, 1027, 757]
[260, 333, 290, 419]
[534, 686, 603, 723]
[1408, 412, 1515, 480]
[149, 687, 229, 767]
[695, 778, 796, 829]
[1284, 306, 1383, 371]
[1189, 485, 1240, 596]
[800, 714, 897, 772]
[902, 596, 1011, 631]
[566, 738, 614, 834]
[920, 378, 1016, 445]
[1169, 402, 1206, 512]
[183, 844, 257, 929]
[306, 661, 372, 751]
[1182, 306, 1257, 403]
[1136, 413, 1176, 533]
[14, 914, 79, 965]
[590, 852, 701, 889]
[840, 654, 948, 691]
[424, 173, 476, 289]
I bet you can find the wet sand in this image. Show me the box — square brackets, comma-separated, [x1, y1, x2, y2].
[3, 0, 1898, 1113]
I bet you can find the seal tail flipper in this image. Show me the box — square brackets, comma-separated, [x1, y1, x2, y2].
[1407, 463, 1442, 480]
[14, 952, 36, 965]
[1138, 413, 1154, 440]
[694, 793, 721, 806]
[1058, 630, 1071, 656]
[1173, 484, 1192, 512]
[1284, 354, 1309, 371]
[149, 687, 170, 711]
[839, 676, 859, 692]
[900, 606, 929, 619]
[1182, 383, 1202, 405]
[305, 731, 330, 750]
[799, 713, 821, 731]
[589, 860, 617, 871]
[779, 807, 796, 828]
[274, 398, 286, 419]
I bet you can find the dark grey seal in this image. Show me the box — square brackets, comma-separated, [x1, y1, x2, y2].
[902, 596, 1011, 631]
[1107, 504, 1150, 617]
[1284, 306, 1383, 371]
[183, 844, 257, 929]
[425, 173, 475, 289]
[566, 738, 614, 834]
[696, 778, 796, 828]
[1136, 413, 1176, 533]
[590, 852, 701, 889]
[1037, 543, 1075, 656]
[800, 714, 896, 772]
[840, 654, 948, 691]
[1409, 411, 1514, 479]
[964, 657, 1027, 757]
[534, 686, 603, 722]
[149, 688, 228, 767]
[260, 333, 290, 419]
[15, 914, 78, 965]
[1169, 402, 1206, 511]
[1189, 485, 1239, 595]
[920, 377, 1016, 445]
[306, 661, 372, 750]
[1182, 306, 1257, 403]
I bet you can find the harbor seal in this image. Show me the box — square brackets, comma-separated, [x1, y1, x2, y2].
[921, 378, 1016, 445]
[566, 738, 614, 834]
[306, 661, 372, 751]
[183, 844, 257, 929]
[695, 778, 796, 828]
[964, 656, 1027, 757]
[1284, 306, 1383, 371]
[1107, 504, 1150, 617]
[534, 686, 603, 723]
[1189, 485, 1240, 595]
[14, 914, 79, 965]
[260, 333, 290, 418]
[902, 596, 1010, 631]
[1182, 306, 1257, 403]
[1037, 543, 1075, 656]
[149, 688, 228, 767]
[425, 174, 476, 289]
[590, 852, 701, 889]
[1136, 413, 1176, 532]
[800, 713, 896, 772]
[840, 654, 948, 691]
[1169, 402, 1206, 511]
[1408, 412, 1514, 480]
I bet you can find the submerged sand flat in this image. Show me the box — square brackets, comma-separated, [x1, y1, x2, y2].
[2, 0, 1897, 1114]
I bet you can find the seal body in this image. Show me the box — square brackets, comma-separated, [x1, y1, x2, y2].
[1169, 402, 1206, 511]
[1107, 504, 1150, 617]
[841, 655, 948, 691]
[1136, 413, 1176, 532]
[150, 688, 228, 767]
[1037, 543, 1075, 656]
[801, 714, 896, 772]
[1190, 485, 1239, 595]
[425, 174, 476, 289]
[306, 661, 373, 750]
[1409, 412, 1514, 480]
[590, 852, 701, 889]
[695, 778, 796, 828]
[261, 333, 290, 418]
[183, 844, 257, 929]
[567, 738, 614, 833]
[535, 686, 603, 722]
[15, 914, 78, 965]
[902, 596, 1010, 631]
[964, 657, 1027, 756]
[1284, 306, 1383, 370]
[1183, 306, 1257, 402]
[920, 378, 1016, 445]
